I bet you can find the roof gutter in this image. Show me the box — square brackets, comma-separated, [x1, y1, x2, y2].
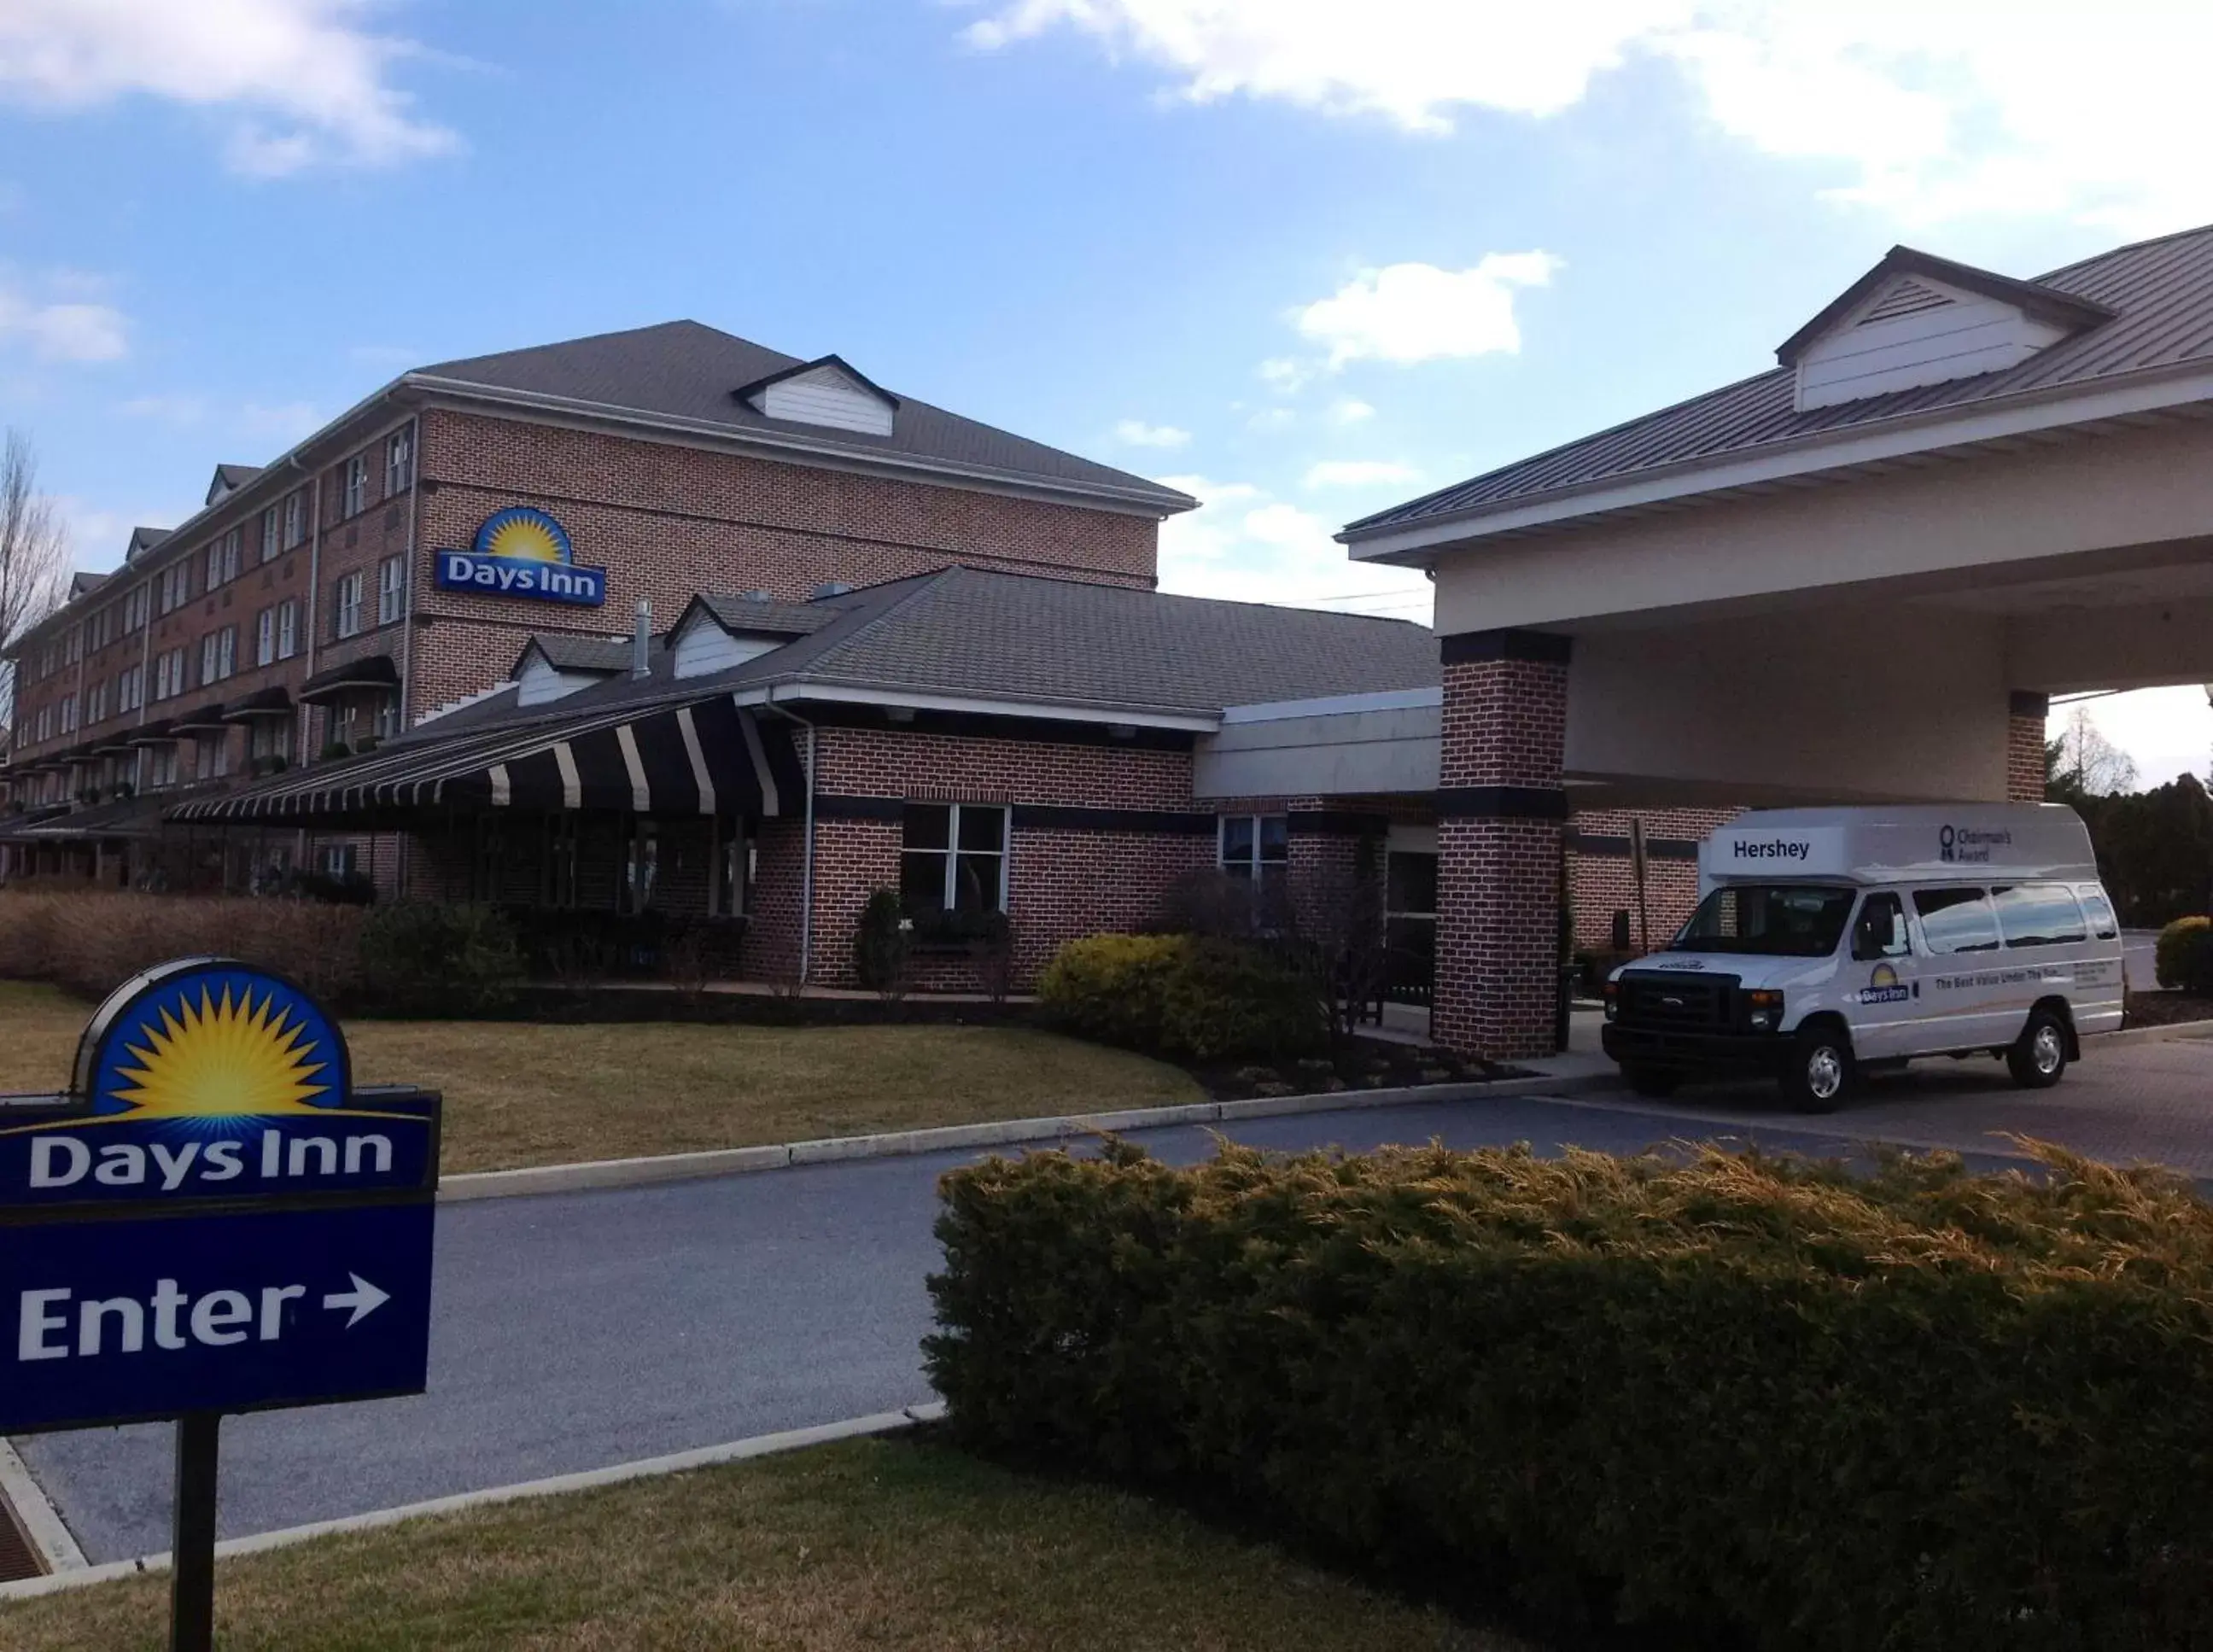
[734, 680, 1222, 733]
[1341, 357, 2213, 563]
[400, 376, 1198, 518]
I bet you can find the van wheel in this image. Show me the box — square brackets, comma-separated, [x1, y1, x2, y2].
[2006, 1010, 2070, 1089]
[1621, 1065, 1679, 1099]
[1781, 1025, 1854, 1113]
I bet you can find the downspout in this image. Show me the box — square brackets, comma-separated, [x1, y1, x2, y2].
[296, 456, 320, 875]
[393, 414, 421, 899]
[763, 701, 818, 986]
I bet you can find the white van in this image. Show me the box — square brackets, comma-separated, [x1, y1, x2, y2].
[1601, 805, 2124, 1111]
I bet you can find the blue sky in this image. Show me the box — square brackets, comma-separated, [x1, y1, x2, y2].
[2, 0, 2209, 781]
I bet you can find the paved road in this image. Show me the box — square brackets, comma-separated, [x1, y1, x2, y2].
[20, 1095, 1987, 1565]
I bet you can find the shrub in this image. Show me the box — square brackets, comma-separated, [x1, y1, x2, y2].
[356, 902, 522, 1016]
[2155, 914, 2213, 991]
[0, 890, 368, 1004]
[1037, 933, 1326, 1063]
[927, 1140, 2213, 1652]
[853, 887, 911, 997]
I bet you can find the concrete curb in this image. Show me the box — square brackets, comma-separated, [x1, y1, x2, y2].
[435, 1071, 1623, 1202]
[0, 1402, 948, 1604]
[0, 1439, 84, 1575]
[2104, 1019, 2213, 1048]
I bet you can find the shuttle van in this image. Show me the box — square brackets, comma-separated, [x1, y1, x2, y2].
[1600, 805, 2123, 1111]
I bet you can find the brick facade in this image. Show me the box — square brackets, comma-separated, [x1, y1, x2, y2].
[1433, 640, 1572, 1060]
[1565, 806, 1739, 954]
[2007, 694, 2050, 803]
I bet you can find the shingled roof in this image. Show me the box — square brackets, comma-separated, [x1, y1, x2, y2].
[415, 322, 1194, 515]
[1345, 223, 2213, 543]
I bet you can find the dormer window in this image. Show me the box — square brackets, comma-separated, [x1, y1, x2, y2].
[669, 593, 833, 680]
[734, 355, 899, 437]
[1778, 246, 2111, 413]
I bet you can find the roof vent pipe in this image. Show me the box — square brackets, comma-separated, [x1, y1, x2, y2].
[632, 599, 651, 680]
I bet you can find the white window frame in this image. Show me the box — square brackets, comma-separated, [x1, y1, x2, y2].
[1217, 813, 1291, 884]
[255, 607, 276, 667]
[277, 599, 298, 660]
[377, 554, 405, 626]
[386, 427, 414, 494]
[900, 802, 1011, 916]
[334, 571, 365, 640]
[283, 490, 306, 550]
[342, 455, 367, 518]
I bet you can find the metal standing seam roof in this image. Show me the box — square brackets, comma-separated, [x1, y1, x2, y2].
[1345, 223, 2213, 539]
[415, 321, 1195, 515]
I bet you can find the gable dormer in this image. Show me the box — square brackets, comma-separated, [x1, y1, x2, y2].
[1778, 247, 2111, 412]
[205, 464, 262, 508]
[734, 355, 898, 437]
[125, 527, 171, 564]
[511, 633, 662, 707]
[670, 593, 837, 680]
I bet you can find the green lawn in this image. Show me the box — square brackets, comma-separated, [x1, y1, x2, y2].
[0, 1436, 1525, 1651]
[0, 981, 1201, 1173]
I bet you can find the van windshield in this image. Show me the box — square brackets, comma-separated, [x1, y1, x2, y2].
[1671, 884, 1857, 957]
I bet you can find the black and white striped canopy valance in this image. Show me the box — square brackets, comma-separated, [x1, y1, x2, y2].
[166, 696, 800, 826]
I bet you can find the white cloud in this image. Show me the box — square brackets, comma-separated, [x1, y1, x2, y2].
[1304, 459, 1419, 489]
[1257, 356, 1311, 395]
[1330, 398, 1375, 426]
[1156, 472, 1433, 617]
[0, 0, 456, 177]
[0, 283, 126, 361]
[1244, 406, 1295, 435]
[965, 0, 2213, 231]
[1295, 252, 1559, 369]
[1112, 417, 1191, 448]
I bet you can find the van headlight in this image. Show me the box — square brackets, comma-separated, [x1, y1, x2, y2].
[1745, 989, 1784, 1032]
[1603, 981, 1619, 1022]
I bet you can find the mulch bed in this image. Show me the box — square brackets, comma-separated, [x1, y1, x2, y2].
[2123, 990, 2213, 1030]
[1188, 1038, 1519, 1103]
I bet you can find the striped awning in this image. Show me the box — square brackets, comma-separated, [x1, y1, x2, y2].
[166, 694, 801, 825]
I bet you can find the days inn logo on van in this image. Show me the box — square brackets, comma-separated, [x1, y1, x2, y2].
[433, 506, 607, 608]
[1855, 962, 1912, 1006]
[0, 960, 435, 1206]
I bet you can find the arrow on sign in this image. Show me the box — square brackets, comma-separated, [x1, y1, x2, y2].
[322, 1274, 390, 1329]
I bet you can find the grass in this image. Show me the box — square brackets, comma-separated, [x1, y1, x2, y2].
[0, 981, 1202, 1173]
[0, 1436, 1523, 1651]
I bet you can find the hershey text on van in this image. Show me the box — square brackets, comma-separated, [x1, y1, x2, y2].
[1730, 838, 1813, 861]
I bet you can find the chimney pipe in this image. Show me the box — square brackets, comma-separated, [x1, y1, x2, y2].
[632, 598, 651, 680]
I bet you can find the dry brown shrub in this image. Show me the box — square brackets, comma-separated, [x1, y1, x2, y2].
[0, 892, 367, 1004]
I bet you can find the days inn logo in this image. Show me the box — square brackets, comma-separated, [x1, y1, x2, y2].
[2, 960, 435, 1205]
[434, 506, 606, 608]
[1855, 961, 1912, 1006]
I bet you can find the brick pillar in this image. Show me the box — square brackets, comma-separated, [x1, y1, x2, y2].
[2006, 692, 2048, 803]
[1433, 629, 1571, 1059]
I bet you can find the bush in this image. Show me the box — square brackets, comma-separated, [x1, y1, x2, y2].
[927, 1140, 2213, 1652]
[2155, 914, 2213, 992]
[1037, 933, 1326, 1063]
[853, 887, 911, 997]
[355, 902, 522, 1016]
[0, 890, 368, 1004]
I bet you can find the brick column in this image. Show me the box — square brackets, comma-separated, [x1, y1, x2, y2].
[1434, 628, 1570, 1059]
[2006, 692, 2048, 803]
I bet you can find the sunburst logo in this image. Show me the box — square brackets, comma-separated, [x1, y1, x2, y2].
[474, 506, 571, 564]
[109, 984, 333, 1118]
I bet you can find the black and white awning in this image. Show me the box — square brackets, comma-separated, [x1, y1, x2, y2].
[166, 695, 802, 826]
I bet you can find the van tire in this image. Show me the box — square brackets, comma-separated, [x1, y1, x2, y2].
[1781, 1024, 1854, 1113]
[2006, 1008, 2070, 1089]
[1621, 1065, 1679, 1099]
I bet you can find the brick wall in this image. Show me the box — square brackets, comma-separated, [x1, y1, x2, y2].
[2007, 696, 2049, 803]
[1565, 806, 1738, 953]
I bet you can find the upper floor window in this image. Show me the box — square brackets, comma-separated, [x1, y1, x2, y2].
[283, 490, 307, 550]
[204, 529, 240, 590]
[157, 562, 190, 616]
[199, 626, 236, 686]
[334, 571, 365, 639]
[386, 426, 415, 493]
[260, 505, 282, 563]
[58, 693, 77, 733]
[342, 455, 368, 519]
[254, 606, 277, 668]
[123, 585, 149, 633]
[377, 554, 405, 626]
[277, 598, 299, 660]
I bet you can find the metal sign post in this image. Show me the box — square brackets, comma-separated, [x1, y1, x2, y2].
[0, 957, 441, 1652]
[1630, 816, 1651, 954]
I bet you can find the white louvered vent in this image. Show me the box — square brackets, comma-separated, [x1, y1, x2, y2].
[746, 363, 895, 436]
[1859, 278, 1955, 324]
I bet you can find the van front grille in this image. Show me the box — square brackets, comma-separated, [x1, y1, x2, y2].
[1618, 972, 1736, 1030]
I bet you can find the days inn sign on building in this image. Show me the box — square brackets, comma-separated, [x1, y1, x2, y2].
[434, 505, 608, 607]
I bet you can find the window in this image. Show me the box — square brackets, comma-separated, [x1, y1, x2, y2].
[204, 529, 240, 589]
[255, 607, 276, 667]
[249, 718, 291, 766]
[1851, 892, 1912, 962]
[711, 819, 748, 918]
[283, 490, 307, 550]
[1673, 885, 1858, 957]
[900, 803, 1008, 917]
[470, 815, 505, 902]
[118, 665, 143, 714]
[386, 426, 414, 493]
[342, 455, 367, 518]
[2078, 888, 2119, 941]
[199, 626, 236, 685]
[320, 844, 358, 879]
[260, 505, 282, 563]
[59, 694, 77, 733]
[542, 815, 579, 908]
[1912, 888, 2001, 955]
[334, 571, 365, 639]
[155, 646, 189, 702]
[277, 599, 298, 660]
[195, 730, 230, 781]
[85, 680, 108, 726]
[146, 744, 178, 790]
[377, 554, 405, 626]
[157, 562, 190, 616]
[1218, 814, 1290, 885]
[124, 586, 149, 632]
[371, 695, 397, 742]
[1992, 884, 2088, 949]
[622, 819, 660, 914]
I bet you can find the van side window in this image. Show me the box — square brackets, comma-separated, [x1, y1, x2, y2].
[1912, 888, 2000, 954]
[1991, 884, 2087, 949]
[1851, 893, 1911, 961]
[2077, 889, 2119, 941]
